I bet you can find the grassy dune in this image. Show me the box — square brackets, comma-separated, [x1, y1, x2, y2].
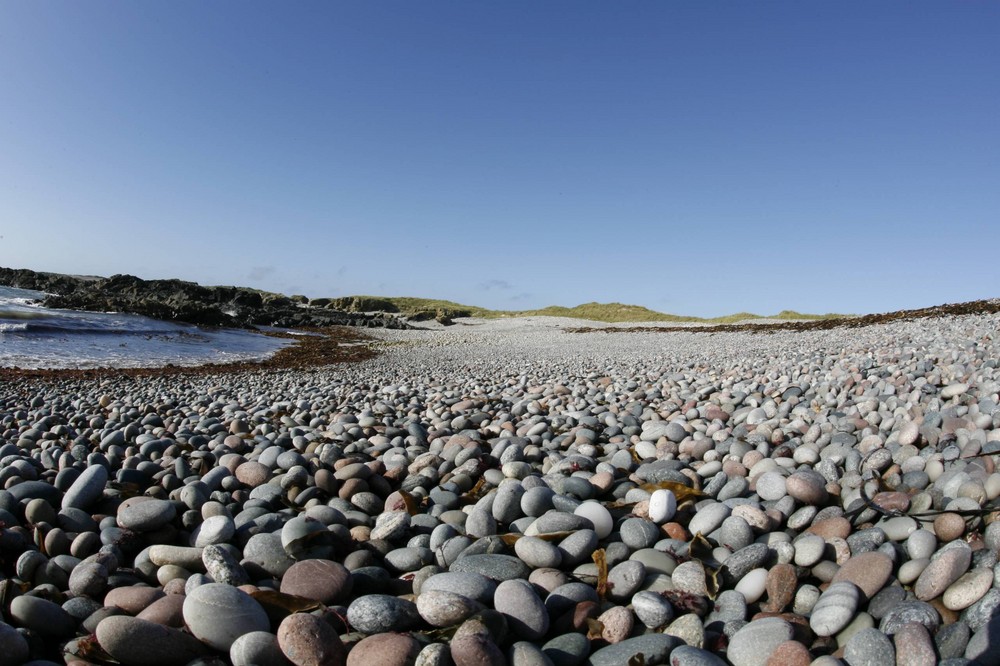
[331, 296, 848, 324]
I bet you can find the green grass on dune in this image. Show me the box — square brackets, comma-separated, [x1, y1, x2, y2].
[331, 295, 850, 324]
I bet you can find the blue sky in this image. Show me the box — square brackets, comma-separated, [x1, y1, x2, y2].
[1, 2, 997, 317]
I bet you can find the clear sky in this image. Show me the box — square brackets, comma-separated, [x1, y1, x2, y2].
[1, 2, 997, 317]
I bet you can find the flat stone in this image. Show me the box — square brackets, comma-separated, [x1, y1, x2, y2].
[587, 634, 681, 666]
[96, 615, 209, 666]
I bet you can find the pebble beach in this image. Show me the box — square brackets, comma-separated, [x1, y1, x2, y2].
[3, 309, 1000, 666]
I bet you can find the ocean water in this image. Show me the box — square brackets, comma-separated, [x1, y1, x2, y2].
[0, 286, 292, 369]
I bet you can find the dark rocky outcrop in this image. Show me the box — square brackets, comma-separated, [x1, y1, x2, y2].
[0, 267, 411, 330]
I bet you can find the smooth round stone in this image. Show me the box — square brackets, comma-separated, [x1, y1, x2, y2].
[943, 568, 994, 610]
[915, 543, 972, 601]
[961, 588, 1000, 632]
[899, 558, 930, 585]
[793, 584, 821, 615]
[793, 534, 826, 568]
[620, 518, 660, 550]
[417, 590, 484, 627]
[688, 503, 730, 536]
[277, 612, 345, 666]
[62, 464, 109, 510]
[723, 543, 769, 582]
[515, 536, 563, 569]
[892, 622, 936, 666]
[834, 611, 875, 649]
[726, 617, 794, 666]
[942, 383, 970, 399]
[647, 489, 677, 524]
[898, 422, 921, 446]
[879, 516, 918, 542]
[0, 621, 29, 666]
[588, 634, 681, 666]
[650, 607, 692, 645]
[784, 469, 828, 505]
[809, 581, 860, 637]
[906, 529, 938, 560]
[573, 501, 612, 539]
[879, 600, 941, 635]
[509, 640, 551, 666]
[421, 572, 497, 605]
[96, 615, 209, 666]
[719, 516, 754, 551]
[755, 472, 787, 501]
[243, 533, 295, 578]
[105, 586, 166, 615]
[69, 560, 109, 599]
[526, 511, 592, 536]
[630, 549, 677, 575]
[117, 498, 177, 532]
[542, 632, 590, 666]
[934, 513, 967, 542]
[558, 529, 599, 566]
[734, 568, 767, 604]
[347, 594, 420, 634]
[632, 591, 675, 629]
[451, 554, 531, 582]
[148, 545, 205, 571]
[830, 552, 893, 600]
[494, 579, 549, 640]
[202, 544, 249, 586]
[182, 583, 269, 651]
[843, 627, 895, 666]
[668, 645, 727, 666]
[606, 560, 645, 602]
[346, 633, 421, 666]
[10, 595, 76, 638]
[193, 515, 235, 547]
[230, 631, 288, 666]
[135, 595, 185, 627]
[280, 559, 352, 605]
[672, 561, 709, 597]
[521, 487, 556, 517]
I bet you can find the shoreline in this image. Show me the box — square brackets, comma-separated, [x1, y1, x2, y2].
[0, 325, 377, 381]
[0, 305, 999, 663]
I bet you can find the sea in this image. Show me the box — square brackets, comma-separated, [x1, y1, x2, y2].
[0, 285, 292, 369]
